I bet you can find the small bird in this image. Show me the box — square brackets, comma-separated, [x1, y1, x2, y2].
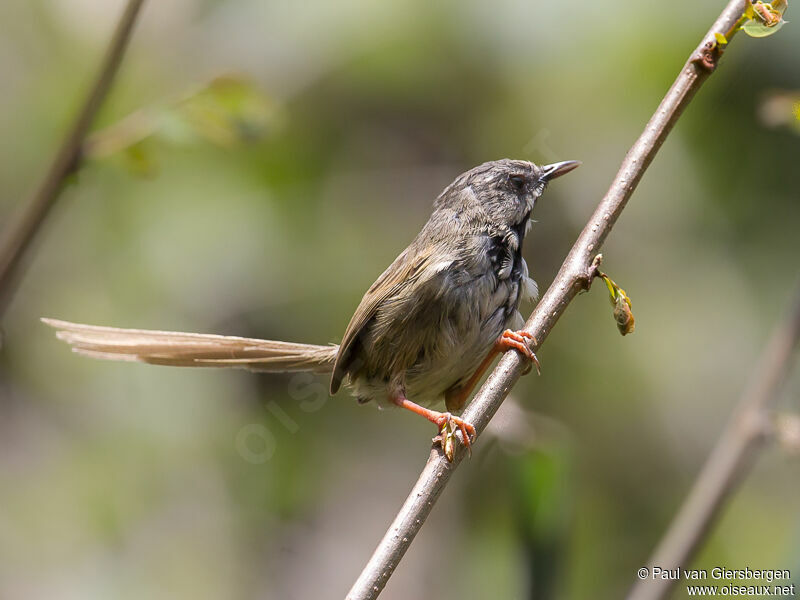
[43, 158, 579, 459]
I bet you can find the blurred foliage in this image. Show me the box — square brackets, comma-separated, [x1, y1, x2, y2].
[758, 89, 800, 133]
[0, 1, 798, 599]
[84, 76, 280, 176]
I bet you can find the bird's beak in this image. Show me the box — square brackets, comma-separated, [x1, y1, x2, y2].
[540, 160, 581, 181]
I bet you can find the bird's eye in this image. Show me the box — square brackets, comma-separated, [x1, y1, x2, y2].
[508, 174, 526, 191]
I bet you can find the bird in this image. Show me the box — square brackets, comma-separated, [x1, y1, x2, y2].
[43, 158, 579, 460]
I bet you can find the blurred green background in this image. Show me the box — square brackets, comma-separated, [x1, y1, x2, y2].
[1, 1, 799, 598]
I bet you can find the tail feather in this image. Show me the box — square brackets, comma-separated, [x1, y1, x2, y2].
[42, 318, 338, 373]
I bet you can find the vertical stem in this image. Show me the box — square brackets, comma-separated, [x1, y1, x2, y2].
[0, 0, 146, 317]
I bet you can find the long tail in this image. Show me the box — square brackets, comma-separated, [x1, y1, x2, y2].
[42, 318, 338, 373]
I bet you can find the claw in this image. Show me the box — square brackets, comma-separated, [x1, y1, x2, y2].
[432, 412, 476, 461]
[392, 394, 476, 462]
[497, 329, 540, 374]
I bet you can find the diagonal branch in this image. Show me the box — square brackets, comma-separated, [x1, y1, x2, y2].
[627, 281, 800, 600]
[346, 1, 750, 598]
[0, 0, 146, 318]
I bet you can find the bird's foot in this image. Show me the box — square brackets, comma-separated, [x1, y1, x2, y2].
[392, 394, 476, 461]
[496, 329, 540, 374]
[431, 412, 476, 462]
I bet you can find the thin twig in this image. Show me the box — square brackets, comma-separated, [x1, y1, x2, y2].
[627, 282, 800, 600]
[0, 0, 146, 317]
[346, 2, 749, 598]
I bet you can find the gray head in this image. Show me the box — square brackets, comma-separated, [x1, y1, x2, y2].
[433, 158, 580, 233]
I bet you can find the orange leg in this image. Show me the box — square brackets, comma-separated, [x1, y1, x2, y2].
[445, 329, 540, 412]
[392, 394, 476, 455]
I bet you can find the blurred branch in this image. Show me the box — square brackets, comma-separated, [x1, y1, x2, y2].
[0, 0, 145, 318]
[627, 282, 800, 600]
[346, 1, 751, 598]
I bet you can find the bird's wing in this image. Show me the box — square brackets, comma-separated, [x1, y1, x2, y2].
[330, 244, 440, 394]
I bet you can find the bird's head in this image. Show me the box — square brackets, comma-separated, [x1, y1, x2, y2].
[434, 158, 580, 233]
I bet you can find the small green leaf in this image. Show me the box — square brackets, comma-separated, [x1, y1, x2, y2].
[611, 287, 635, 336]
[598, 272, 635, 336]
[742, 1, 789, 37]
[742, 17, 786, 36]
[714, 32, 729, 45]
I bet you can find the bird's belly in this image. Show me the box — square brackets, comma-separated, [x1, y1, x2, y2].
[348, 268, 530, 410]
[403, 346, 484, 408]
[351, 318, 493, 409]
[399, 276, 523, 408]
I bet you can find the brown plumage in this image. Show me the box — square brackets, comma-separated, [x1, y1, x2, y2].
[42, 318, 337, 371]
[43, 158, 579, 458]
